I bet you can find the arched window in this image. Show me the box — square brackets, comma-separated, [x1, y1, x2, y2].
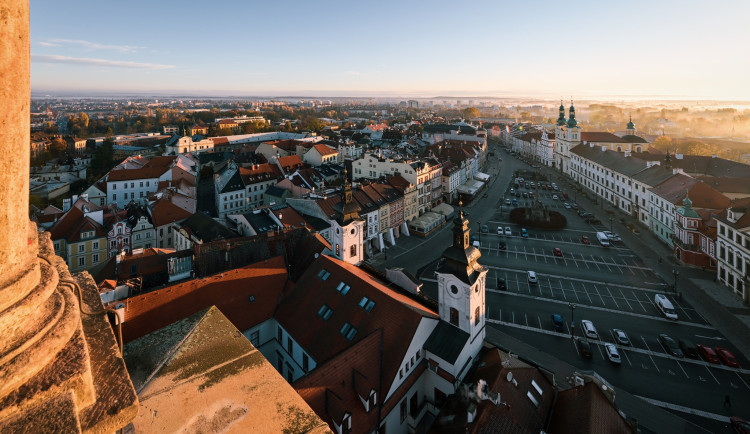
[350, 244, 356, 257]
[474, 306, 480, 325]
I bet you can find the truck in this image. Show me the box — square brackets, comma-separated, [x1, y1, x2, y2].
[596, 232, 611, 247]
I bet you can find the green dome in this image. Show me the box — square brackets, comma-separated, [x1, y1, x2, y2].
[626, 115, 635, 130]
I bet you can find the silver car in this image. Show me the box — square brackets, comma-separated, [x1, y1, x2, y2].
[605, 343, 621, 364]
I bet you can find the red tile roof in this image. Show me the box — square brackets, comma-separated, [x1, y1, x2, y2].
[580, 132, 628, 143]
[277, 154, 304, 170]
[149, 199, 193, 227]
[313, 144, 338, 156]
[48, 206, 107, 242]
[547, 382, 632, 434]
[275, 254, 437, 388]
[118, 256, 288, 343]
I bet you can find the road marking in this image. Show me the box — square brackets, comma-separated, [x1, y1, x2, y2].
[676, 360, 689, 378]
[695, 335, 724, 341]
[633, 395, 730, 423]
[559, 280, 567, 301]
[640, 336, 661, 373]
[606, 286, 620, 309]
[617, 287, 633, 311]
[592, 284, 606, 306]
[735, 372, 750, 390]
[704, 365, 720, 385]
[621, 348, 633, 366]
[525, 313, 529, 326]
[512, 311, 515, 323]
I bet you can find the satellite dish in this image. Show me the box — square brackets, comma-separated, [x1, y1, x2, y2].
[506, 372, 513, 382]
[314, 253, 319, 258]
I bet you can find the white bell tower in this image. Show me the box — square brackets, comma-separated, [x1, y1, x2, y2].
[435, 204, 487, 344]
[330, 170, 364, 265]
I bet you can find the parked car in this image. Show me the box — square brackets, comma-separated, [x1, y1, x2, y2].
[551, 314, 564, 332]
[603, 231, 621, 242]
[522, 192, 529, 198]
[604, 343, 621, 364]
[562, 192, 569, 199]
[512, 198, 518, 206]
[715, 347, 740, 368]
[505, 199, 511, 206]
[571, 203, 578, 209]
[575, 337, 593, 359]
[497, 227, 504, 235]
[497, 278, 507, 291]
[696, 344, 721, 364]
[505, 227, 512, 236]
[552, 194, 559, 200]
[521, 228, 528, 238]
[528, 192, 535, 199]
[581, 320, 598, 339]
[678, 339, 700, 359]
[527, 271, 538, 284]
[730, 416, 750, 434]
[510, 188, 515, 195]
[611, 329, 630, 346]
[481, 224, 488, 233]
[553, 247, 563, 257]
[579, 211, 593, 217]
[659, 334, 684, 357]
[564, 202, 571, 209]
[581, 235, 590, 245]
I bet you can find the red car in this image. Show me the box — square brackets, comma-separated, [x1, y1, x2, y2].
[731, 416, 750, 434]
[715, 347, 740, 368]
[696, 344, 720, 364]
[553, 248, 563, 257]
[581, 236, 590, 245]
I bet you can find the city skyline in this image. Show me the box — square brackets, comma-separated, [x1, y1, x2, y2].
[31, 0, 750, 100]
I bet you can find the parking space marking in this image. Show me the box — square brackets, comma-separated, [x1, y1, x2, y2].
[559, 280, 567, 300]
[538, 316, 542, 329]
[735, 372, 750, 390]
[606, 286, 620, 309]
[675, 360, 689, 378]
[704, 365, 720, 385]
[595, 342, 605, 359]
[621, 348, 633, 366]
[640, 336, 661, 373]
[672, 299, 693, 321]
[524, 313, 529, 326]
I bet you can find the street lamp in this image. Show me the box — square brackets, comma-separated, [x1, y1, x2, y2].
[568, 303, 576, 337]
[609, 216, 614, 234]
[477, 221, 482, 244]
[672, 269, 679, 296]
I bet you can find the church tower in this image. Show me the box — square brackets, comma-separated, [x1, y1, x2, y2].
[625, 114, 636, 136]
[435, 204, 487, 346]
[330, 170, 364, 265]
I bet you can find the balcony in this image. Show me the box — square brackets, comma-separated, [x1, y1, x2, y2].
[674, 238, 700, 251]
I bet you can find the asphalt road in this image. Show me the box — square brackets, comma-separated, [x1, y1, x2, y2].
[380, 140, 749, 432]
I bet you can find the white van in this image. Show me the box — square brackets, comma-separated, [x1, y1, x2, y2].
[596, 232, 611, 247]
[581, 320, 598, 339]
[654, 294, 678, 320]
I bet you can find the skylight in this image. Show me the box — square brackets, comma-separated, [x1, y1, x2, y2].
[318, 304, 333, 320]
[336, 281, 351, 295]
[318, 268, 331, 281]
[359, 296, 375, 312]
[340, 322, 357, 341]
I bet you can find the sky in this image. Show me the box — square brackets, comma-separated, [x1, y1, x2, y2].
[30, 0, 750, 100]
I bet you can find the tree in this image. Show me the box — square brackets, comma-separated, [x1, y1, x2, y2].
[79, 112, 89, 128]
[651, 136, 672, 152]
[49, 137, 67, 157]
[462, 107, 480, 120]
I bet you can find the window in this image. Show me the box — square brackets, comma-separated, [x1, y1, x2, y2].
[112, 184, 116, 190]
[336, 281, 351, 295]
[287, 336, 293, 355]
[113, 193, 117, 200]
[277, 327, 283, 343]
[449, 308, 459, 326]
[335, 243, 340, 257]
[410, 392, 418, 417]
[318, 304, 333, 320]
[140, 181, 143, 187]
[302, 354, 309, 372]
[78, 257, 85, 266]
[78, 244, 85, 253]
[249, 330, 259, 347]
[350, 244, 357, 257]
[130, 182, 134, 188]
[359, 297, 375, 312]
[400, 400, 407, 423]
[92, 254, 99, 263]
[340, 322, 357, 340]
[317, 269, 331, 280]
[475, 306, 480, 325]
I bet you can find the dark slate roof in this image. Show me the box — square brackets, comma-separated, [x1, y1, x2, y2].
[423, 124, 477, 135]
[219, 169, 245, 194]
[198, 152, 234, 165]
[570, 144, 647, 176]
[423, 321, 470, 364]
[180, 212, 237, 242]
[631, 164, 676, 187]
[636, 154, 750, 178]
[243, 211, 279, 233]
[164, 134, 180, 147]
[299, 213, 331, 231]
[264, 185, 287, 198]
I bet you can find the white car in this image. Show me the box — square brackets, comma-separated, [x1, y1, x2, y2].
[527, 271, 538, 284]
[504, 227, 512, 236]
[605, 343, 621, 364]
[602, 231, 621, 242]
[564, 202, 571, 209]
[552, 194, 559, 200]
[581, 320, 598, 339]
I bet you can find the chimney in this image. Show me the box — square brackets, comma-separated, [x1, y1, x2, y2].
[62, 198, 71, 212]
[72, 194, 79, 203]
[601, 146, 607, 152]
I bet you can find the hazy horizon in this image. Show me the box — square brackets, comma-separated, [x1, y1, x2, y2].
[31, 1, 750, 100]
